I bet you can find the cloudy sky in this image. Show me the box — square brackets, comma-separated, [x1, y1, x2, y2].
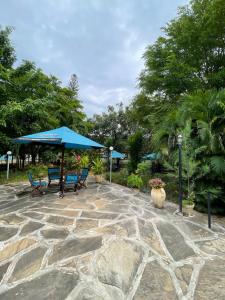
[0, 0, 187, 116]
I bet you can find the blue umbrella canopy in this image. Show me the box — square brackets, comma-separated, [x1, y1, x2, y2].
[142, 152, 160, 160]
[111, 150, 126, 159]
[14, 126, 104, 149]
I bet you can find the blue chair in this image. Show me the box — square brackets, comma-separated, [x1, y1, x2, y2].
[79, 168, 89, 188]
[48, 167, 61, 186]
[27, 172, 47, 196]
[63, 173, 79, 192]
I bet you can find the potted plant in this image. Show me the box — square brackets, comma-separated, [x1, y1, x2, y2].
[149, 178, 166, 208]
[92, 158, 104, 183]
[183, 192, 195, 216]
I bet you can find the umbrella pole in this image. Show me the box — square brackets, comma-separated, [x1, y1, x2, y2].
[60, 145, 65, 193]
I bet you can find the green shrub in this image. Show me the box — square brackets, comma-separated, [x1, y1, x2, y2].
[127, 173, 143, 189]
[80, 155, 89, 168]
[128, 131, 143, 173]
[105, 169, 128, 186]
[136, 161, 152, 188]
[27, 164, 48, 177]
[92, 158, 104, 175]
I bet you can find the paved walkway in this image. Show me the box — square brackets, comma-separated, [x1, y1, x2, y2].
[0, 179, 225, 299]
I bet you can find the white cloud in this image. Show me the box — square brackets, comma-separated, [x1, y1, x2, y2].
[0, 0, 188, 116]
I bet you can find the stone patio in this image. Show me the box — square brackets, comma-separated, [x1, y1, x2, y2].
[0, 178, 225, 299]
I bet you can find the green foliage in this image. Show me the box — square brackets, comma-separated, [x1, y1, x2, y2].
[41, 150, 58, 164]
[88, 103, 137, 153]
[136, 161, 152, 188]
[80, 155, 89, 168]
[128, 131, 143, 173]
[92, 158, 104, 175]
[0, 170, 28, 184]
[130, 0, 225, 214]
[127, 173, 143, 189]
[27, 164, 48, 177]
[0, 27, 87, 156]
[140, 0, 225, 98]
[105, 169, 128, 186]
[0, 26, 16, 68]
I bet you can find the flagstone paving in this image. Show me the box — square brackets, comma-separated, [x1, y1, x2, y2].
[0, 179, 225, 299]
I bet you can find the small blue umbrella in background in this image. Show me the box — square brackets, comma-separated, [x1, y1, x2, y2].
[142, 152, 160, 161]
[111, 150, 126, 159]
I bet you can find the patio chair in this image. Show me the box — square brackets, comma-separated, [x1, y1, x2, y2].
[63, 173, 80, 193]
[27, 172, 47, 196]
[79, 168, 89, 188]
[48, 167, 61, 186]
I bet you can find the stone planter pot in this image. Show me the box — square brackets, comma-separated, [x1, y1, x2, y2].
[95, 175, 103, 183]
[184, 204, 194, 217]
[151, 188, 166, 208]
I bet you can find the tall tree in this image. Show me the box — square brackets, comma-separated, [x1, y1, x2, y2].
[139, 0, 225, 99]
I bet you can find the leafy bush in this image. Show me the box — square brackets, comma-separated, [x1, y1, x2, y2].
[136, 161, 152, 188]
[41, 150, 58, 164]
[128, 131, 143, 173]
[80, 155, 89, 168]
[127, 173, 143, 189]
[105, 168, 128, 186]
[92, 158, 104, 175]
[27, 164, 48, 177]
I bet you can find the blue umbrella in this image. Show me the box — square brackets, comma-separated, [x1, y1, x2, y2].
[14, 126, 104, 149]
[14, 126, 105, 193]
[142, 152, 160, 160]
[111, 150, 126, 159]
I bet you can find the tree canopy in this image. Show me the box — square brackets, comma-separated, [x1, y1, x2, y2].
[0, 27, 87, 155]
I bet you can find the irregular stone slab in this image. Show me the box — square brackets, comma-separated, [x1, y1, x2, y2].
[47, 215, 74, 226]
[9, 246, 47, 282]
[68, 201, 94, 210]
[43, 203, 66, 209]
[23, 212, 44, 220]
[138, 219, 165, 256]
[49, 236, 102, 264]
[95, 239, 144, 294]
[175, 220, 214, 240]
[35, 208, 79, 217]
[0, 214, 24, 225]
[103, 193, 119, 200]
[20, 221, 44, 236]
[81, 211, 118, 219]
[0, 262, 10, 282]
[134, 260, 178, 299]
[0, 227, 18, 241]
[195, 258, 225, 299]
[41, 228, 69, 239]
[1, 269, 79, 300]
[175, 265, 193, 294]
[0, 199, 34, 214]
[142, 209, 156, 219]
[0, 238, 36, 262]
[99, 204, 129, 213]
[156, 221, 195, 261]
[195, 238, 225, 256]
[68, 281, 124, 300]
[95, 219, 136, 237]
[75, 219, 98, 231]
[93, 199, 108, 209]
[98, 186, 111, 193]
